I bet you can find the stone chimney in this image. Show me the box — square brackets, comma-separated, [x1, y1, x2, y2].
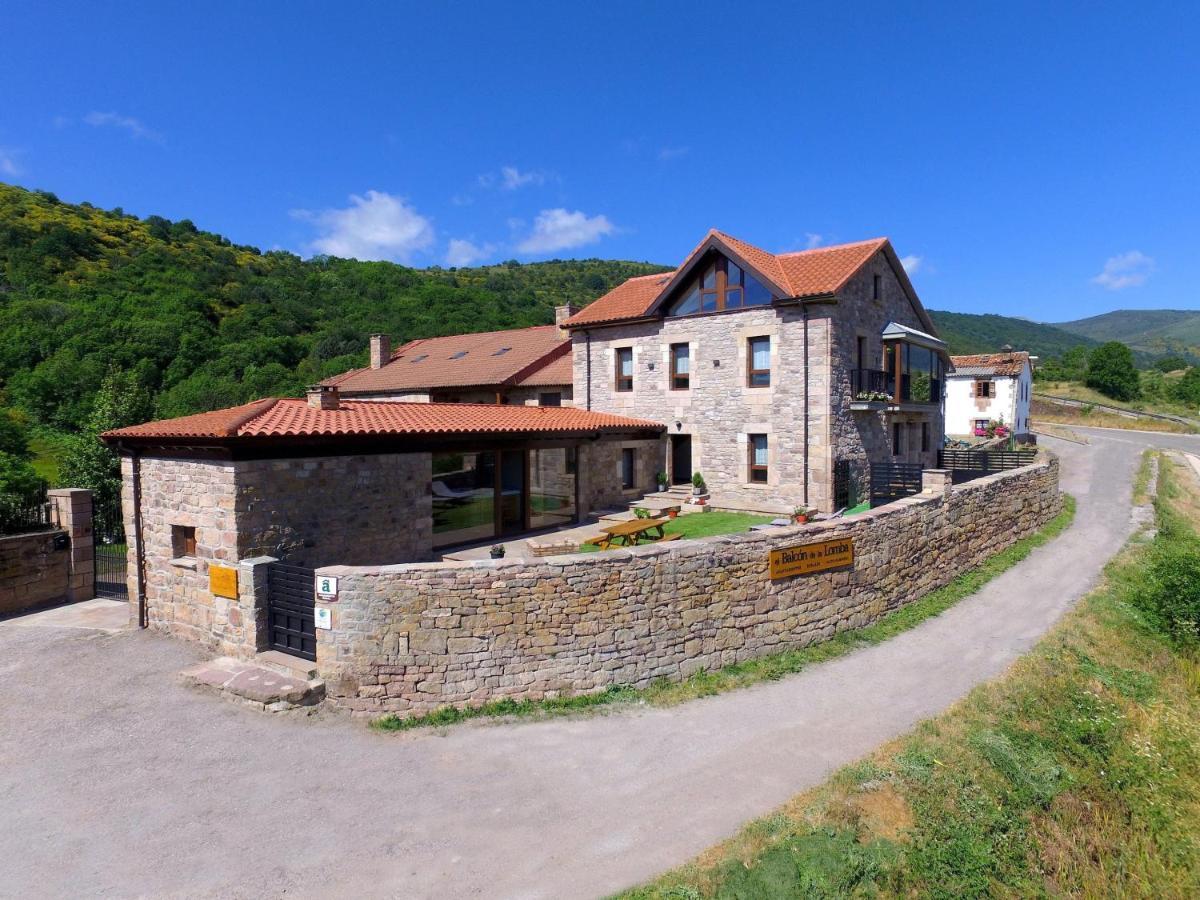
[554, 303, 578, 338]
[369, 333, 391, 369]
[307, 384, 340, 410]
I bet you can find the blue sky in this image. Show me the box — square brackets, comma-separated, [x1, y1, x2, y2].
[2, 1, 1197, 321]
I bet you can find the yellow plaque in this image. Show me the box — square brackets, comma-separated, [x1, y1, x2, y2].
[209, 564, 239, 599]
[769, 537, 854, 580]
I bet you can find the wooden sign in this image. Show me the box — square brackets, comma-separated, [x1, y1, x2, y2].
[209, 564, 239, 599]
[769, 537, 854, 580]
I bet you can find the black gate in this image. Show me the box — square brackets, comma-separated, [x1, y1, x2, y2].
[93, 494, 128, 600]
[267, 562, 316, 661]
[833, 459, 860, 511]
[937, 449, 1038, 484]
[870, 463, 923, 507]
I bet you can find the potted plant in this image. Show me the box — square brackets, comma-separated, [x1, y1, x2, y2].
[489, 544, 505, 559]
[634, 507, 651, 519]
[792, 507, 810, 524]
[691, 472, 706, 497]
[666, 507, 679, 520]
[655, 471, 669, 490]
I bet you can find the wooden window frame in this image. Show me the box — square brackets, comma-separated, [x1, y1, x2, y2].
[615, 347, 634, 392]
[747, 336, 771, 388]
[748, 434, 769, 484]
[172, 524, 197, 559]
[974, 379, 993, 399]
[669, 343, 690, 390]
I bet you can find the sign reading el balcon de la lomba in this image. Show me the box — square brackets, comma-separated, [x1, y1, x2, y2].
[769, 537, 855, 580]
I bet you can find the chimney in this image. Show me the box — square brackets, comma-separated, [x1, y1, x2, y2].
[554, 304, 578, 338]
[307, 384, 340, 410]
[369, 333, 391, 369]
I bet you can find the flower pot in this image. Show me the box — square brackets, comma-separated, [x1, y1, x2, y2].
[692, 486, 704, 496]
[668, 510, 678, 519]
[794, 514, 808, 524]
[489, 546, 505, 559]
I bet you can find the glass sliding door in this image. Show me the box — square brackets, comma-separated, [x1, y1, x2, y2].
[432, 451, 497, 548]
[529, 448, 577, 530]
[498, 450, 527, 535]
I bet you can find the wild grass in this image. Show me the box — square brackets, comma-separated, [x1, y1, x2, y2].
[373, 497, 1076, 733]
[1032, 397, 1196, 435]
[622, 458, 1200, 898]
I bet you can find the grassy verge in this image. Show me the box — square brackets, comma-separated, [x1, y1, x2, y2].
[1032, 397, 1196, 435]
[373, 497, 1076, 733]
[577, 511, 775, 552]
[624, 460, 1200, 898]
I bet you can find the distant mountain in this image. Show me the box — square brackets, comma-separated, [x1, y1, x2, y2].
[1055, 309, 1200, 359]
[928, 310, 1098, 359]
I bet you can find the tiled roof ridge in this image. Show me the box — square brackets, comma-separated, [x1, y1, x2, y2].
[224, 397, 280, 435]
[775, 237, 889, 258]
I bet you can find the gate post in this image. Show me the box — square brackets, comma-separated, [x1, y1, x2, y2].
[238, 556, 276, 654]
[922, 468, 953, 498]
[48, 489, 94, 602]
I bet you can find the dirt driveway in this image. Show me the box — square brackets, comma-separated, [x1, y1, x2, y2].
[2, 429, 1197, 899]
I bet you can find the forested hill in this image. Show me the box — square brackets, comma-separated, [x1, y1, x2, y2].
[1056, 309, 1200, 359]
[0, 182, 668, 430]
[927, 310, 1100, 359]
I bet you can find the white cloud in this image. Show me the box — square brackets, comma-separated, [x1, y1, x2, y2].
[657, 146, 689, 161]
[83, 111, 163, 142]
[294, 190, 435, 262]
[900, 254, 922, 275]
[804, 232, 824, 250]
[0, 148, 22, 177]
[516, 208, 616, 254]
[500, 166, 546, 190]
[446, 238, 497, 267]
[1092, 250, 1154, 290]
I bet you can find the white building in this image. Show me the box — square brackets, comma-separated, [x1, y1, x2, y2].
[945, 351, 1034, 438]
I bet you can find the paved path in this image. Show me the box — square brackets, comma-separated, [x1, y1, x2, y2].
[2, 428, 1197, 900]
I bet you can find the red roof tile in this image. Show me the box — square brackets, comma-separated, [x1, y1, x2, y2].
[564, 233, 890, 328]
[103, 399, 662, 443]
[949, 352, 1032, 377]
[323, 324, 569, 394]
[514, 349, 574, 386]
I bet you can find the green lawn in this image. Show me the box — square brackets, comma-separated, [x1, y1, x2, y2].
[28, 430, 69, 484]
[578, 510, 775, 551]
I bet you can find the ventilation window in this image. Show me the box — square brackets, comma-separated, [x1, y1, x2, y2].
[409, 354, 428, 363]
[450, 351, 468, 360]
[492, 347, 511, 356]
[171, 524, 197, 559]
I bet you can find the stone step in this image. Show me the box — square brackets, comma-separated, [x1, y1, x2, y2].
[255, 649, 320, 681]
[181, 656, 324, 712]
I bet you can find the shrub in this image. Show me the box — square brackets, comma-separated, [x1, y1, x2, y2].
[1085, 342, 1141, 402]
[1138, 535, 1200, 643]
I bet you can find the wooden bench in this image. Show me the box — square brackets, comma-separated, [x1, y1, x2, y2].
[581, 534, 613, 550]
[654, 532, 683, 542]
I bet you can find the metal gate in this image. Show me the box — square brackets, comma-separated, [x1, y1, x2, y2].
[93, 494, 128, 600]
[267, 562, 316, 661]
[833, 459, 860, 511]
[869, 463, 923, 508]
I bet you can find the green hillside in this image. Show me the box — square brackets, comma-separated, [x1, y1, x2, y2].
[1056, 309, 1200, 359]
[927, 310, 1099, 358]
[0, 182, 668, 430]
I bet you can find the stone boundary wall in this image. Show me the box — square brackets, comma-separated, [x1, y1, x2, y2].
[315, 454, 1062, 716]
[0, 530, 70, 617]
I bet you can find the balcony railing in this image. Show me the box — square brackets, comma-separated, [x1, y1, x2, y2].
[851, 368, 890, 398]
[852, 369, 941, 404]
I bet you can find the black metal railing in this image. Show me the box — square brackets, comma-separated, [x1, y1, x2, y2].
[851, 370, 941, 404]
[937, 448, 1038, 484]
[0, 480, 52, 536]
[93, 493, 129, 600]
[869, 463, 924, 507]
[851, 368, 890, 398]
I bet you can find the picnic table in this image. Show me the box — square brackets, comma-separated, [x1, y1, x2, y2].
[597, 517, 670, 548]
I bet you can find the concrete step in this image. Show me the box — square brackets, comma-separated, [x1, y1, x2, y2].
[256, 649, 319, 681]
[181, 656, 324, 712]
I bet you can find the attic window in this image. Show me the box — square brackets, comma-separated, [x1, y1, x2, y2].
[492, 347, 511, 356]
[450, 351, 468, 360]
[667, 253, 773, 316]
[410, 354, 428, 363]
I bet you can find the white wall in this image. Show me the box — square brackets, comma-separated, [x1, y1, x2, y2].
[945, 375, 1019, 435]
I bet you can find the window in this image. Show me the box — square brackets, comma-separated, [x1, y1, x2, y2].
[621, 448, 636, 489]
[492, 347, 511, 356]
[921, 422, 930, 453]
[450, 351, 468, 360]
[747, 336, 771, 387]
[538, 392, 562, 407]
[171, 524, 196, 559]
[670, 343, 690, 390]
[748, 434, 769, 483]
[565, 446, 577, 475]
[974, 380, 994, 398]
[892, 422, 903, 456]
[667, 253, 774, 316]
[873, 274, 882, 300]
[410, 354, 428, 363]
[615, 347, 633, 392]
[856, 335, 867, 370]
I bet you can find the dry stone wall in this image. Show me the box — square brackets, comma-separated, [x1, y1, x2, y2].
[0, 530, 70, 617]
[315, 454, 1062, 716]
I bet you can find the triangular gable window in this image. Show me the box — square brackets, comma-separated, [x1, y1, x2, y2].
[667, 253, 773, 316]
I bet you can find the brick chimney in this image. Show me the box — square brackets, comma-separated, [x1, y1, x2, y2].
[369, 333, 391, 369]
[307, 384, 340, 410]
[554, 303, 578, 338]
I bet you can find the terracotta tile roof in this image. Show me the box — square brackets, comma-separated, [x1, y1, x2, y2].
[514, 349, 574, 386]
[323, 325, 569, 394]
[949, 351, 1031, 378]
[103, 399, 662, 443]
[564, 233, 890, 328]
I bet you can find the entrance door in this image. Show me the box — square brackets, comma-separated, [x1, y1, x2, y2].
[671, 435, 692, 485]
[267, 562, 316, 661]
[498, 450, 527, 534]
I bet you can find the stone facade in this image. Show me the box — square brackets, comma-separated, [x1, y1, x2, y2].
[346, 386, 573, 407]
[0, 530, 70, 617]
[314, 453, 1061, 716]
[573, 251, 941, 512]
[122, 452, 432, 652]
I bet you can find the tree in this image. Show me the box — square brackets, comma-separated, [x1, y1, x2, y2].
[1085, 342, 1141, 402]
[1153, 355, 1190, 373]
[59, 370, 153, 516]
[1170, 367, 1200, 408]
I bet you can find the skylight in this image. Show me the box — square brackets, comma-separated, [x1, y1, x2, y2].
[492, 347, 511, 356]
[410, 354, 428, 363]
[450, 351, 468, 359]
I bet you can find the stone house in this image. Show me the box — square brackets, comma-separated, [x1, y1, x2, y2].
[945, 350, 1034, 438]
[102, 390, 663, 651]
[322, 309, 576, 407]
[564, 230, 949, 513]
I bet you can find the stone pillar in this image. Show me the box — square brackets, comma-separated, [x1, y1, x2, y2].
[238, 556, 277, 654]
[921, 468, 953, 498]
[48, 489, 94, 602]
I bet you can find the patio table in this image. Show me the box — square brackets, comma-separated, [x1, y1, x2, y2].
[599, 517, 670, 547]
